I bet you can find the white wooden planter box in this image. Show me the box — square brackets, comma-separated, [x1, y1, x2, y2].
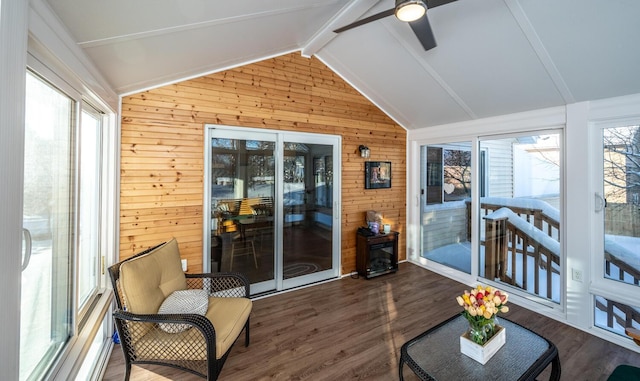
[459, 325, 506, 365]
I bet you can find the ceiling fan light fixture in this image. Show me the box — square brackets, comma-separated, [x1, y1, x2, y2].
[395, 0, 427, 22]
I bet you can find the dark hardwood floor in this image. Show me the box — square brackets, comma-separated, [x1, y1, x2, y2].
[102, 263, 640, 380]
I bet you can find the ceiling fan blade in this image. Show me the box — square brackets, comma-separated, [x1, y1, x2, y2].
[409, 16, 437, 51]
[426, 0, 457, 8]
[333, 8, 395, 34]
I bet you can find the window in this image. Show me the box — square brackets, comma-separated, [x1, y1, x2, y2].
[419, 132, 562, 303]
[425, 146, 476, 205]
[21, 69, 111, 380]
[593, 123, 640, 338]
[78, 104, 103, 319]
[421, 142, 474, 274]
[21, 70, 75, 381]
[443, 149, 472, 202]
[601, 125, 640, 288]
[479, 132, 562, 304]
[594, 295, 640, 340]
[426, 147, 443, 205]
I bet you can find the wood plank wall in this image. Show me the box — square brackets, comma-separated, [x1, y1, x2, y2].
[120, 53, 407, 274]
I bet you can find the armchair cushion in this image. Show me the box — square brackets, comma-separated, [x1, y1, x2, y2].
[135, 296, 252, 361]
[206, 297, 253, 358]
[158, 289, 209, 333]
[119, 238, 187, 314]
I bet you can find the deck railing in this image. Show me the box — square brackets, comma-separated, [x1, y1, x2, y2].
[466, 198, 559, 242]
[458, 196, 640, 338]
[603, 236, 640, 286]
[483, 207, 560, 300]
[464, 198, 561, 300]
[598, 240, 640, 335]
[605, 252, 640, 285]
[600, 247, 640, 332]
[474, 198, 640, 327]
[596, 296, 640, 331]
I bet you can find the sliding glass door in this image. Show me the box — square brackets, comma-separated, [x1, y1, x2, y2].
[281, 136, 337, 290]
[21, 71, 74, 381]
[206, 127, 340, 294]
[479, 132, 562, 304]
[419, 131, 562, 306]
[420, 142, 474, 274]
[208, 131, 277, 290]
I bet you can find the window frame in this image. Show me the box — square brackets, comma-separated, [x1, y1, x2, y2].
[412, 125, 566, 316]
[76, 101, 105, 325]
[24, 50, 115, 381]
[22, 67, 78, 381]
[477, 129, 564, 311]
[424, 144, 484, 205]
[589, 119, 640, 310]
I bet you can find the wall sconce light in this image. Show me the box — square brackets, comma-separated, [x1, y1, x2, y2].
[359, 145, 371, 158]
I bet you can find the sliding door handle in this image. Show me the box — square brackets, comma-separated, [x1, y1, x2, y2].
[595, 193, 607, 213]
[22, 228, 32, 271]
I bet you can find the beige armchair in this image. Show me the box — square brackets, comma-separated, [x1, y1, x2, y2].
[108, 238, 252, 380]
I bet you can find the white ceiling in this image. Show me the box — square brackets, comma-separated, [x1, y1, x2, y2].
[44, 0, 640, 129]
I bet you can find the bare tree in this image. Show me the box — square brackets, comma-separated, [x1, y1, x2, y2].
[443, 149, 471, 201]
[603, 126, 640, 204]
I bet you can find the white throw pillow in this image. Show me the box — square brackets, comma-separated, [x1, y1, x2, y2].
[157, 289, 209, 333]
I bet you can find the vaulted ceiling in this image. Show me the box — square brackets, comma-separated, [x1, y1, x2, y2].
[45, 0, 640, 129]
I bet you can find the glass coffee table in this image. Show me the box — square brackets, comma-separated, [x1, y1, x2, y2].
[399, 314, 561, 381]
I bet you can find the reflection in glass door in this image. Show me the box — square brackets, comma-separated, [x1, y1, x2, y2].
[420, 142, 474, 274]
[282, 139, 336, 289]
[207, 127, 340, 294]
[209, 132, 276, 290]
[21, 72, 73, 380]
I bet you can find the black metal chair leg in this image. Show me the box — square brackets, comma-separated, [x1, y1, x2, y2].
[124, 363, 132, 381]
[245, 317, 250, 347]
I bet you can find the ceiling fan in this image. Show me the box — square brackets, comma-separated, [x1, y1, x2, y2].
[334, 0, 457, 51]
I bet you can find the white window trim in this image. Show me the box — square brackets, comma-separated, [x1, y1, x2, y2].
[586, 115, 640, 352]
[76, 102, 106, 325]
[25, 6, 119, 377]
[588, 117, 640, 306]
[1, 0, 30, 378]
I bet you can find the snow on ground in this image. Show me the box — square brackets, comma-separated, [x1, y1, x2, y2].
[423, 197, 640, 336]
[424, 240, 561, 303]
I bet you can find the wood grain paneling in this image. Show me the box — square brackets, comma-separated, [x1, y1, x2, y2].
[120, 53, 407, 274]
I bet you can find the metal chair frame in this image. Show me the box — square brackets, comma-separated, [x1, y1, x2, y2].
[108, 242, 251, 380]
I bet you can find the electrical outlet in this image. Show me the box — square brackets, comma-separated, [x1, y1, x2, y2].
[181, 259, 187, 272]
[572, 268, 583, 282]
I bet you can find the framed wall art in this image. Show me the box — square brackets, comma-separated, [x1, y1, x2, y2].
[364, 161, 391, 189]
